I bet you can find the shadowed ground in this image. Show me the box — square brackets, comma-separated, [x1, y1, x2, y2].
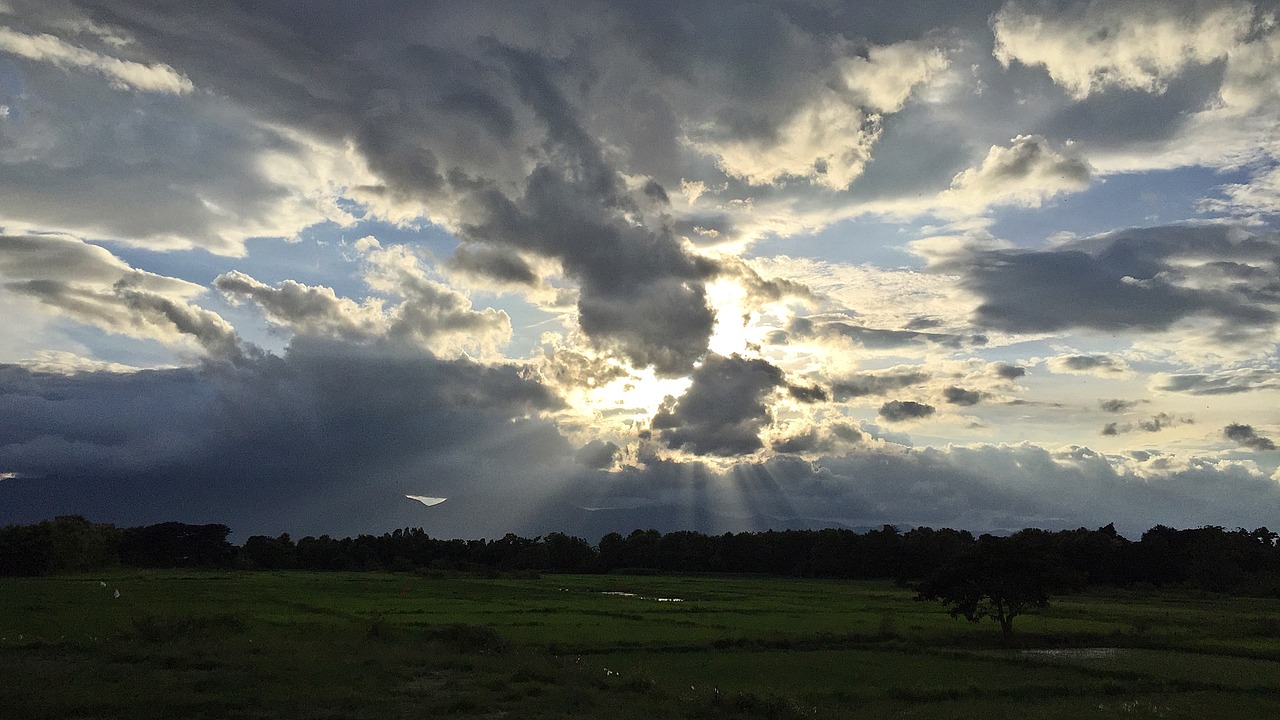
[2, 571, 1279, 718]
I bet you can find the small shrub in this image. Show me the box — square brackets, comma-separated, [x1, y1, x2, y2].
[1251, 616, 1280, 638]
[620, 675, 656, 694]
[129, 613, 244, 643]
[366, 613, 397, 640]
[422, 623, 511, 654]
[388, 556, 416, 573]
[877, 612, 899, 639]
[700, 691, 806, 720]
[443, 696, 481, 714]
[510, 664, 557, 684]
[1125, 614, 1161, 635]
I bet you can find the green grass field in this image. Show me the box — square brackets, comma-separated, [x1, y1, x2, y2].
[2, 570, 1278, 718]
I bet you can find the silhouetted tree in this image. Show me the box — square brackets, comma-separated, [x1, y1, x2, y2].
[544, 532, 595, 572]
[915, 534, 1074, 639]
[242, 533, 297, 569]
[119, 522, 233, 568]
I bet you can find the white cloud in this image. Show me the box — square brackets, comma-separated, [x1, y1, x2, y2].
[1045, 354, 1132, 377]
[0, 232, 200, 296]
[0, 26, 193, 94]
[839, 41, 950, 114]
[1200, 163, 1280, 217]
[360, 241, 513, 357]
[990, 2, 1280, 178]
[940, 135, 1091, 210]
[992, 2, 1257, 100]
[690, 40, 947, 190]
[217, 240, 512, 359]
[214, 271, 388, 343]
[693, 94, 883, 190]
[0, 233, 242, 360]
[1218, 23, 1280, 114]
[17, 350, 139, 375]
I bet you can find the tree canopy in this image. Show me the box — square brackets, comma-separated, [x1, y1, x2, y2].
[914, 532, 1083, 638]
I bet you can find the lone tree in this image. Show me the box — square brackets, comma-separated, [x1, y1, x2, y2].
[914, 533, 1074, 639]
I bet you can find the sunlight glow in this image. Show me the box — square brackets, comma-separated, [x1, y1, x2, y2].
[577, 368, 692, 422]
[705, 278, 754, 357]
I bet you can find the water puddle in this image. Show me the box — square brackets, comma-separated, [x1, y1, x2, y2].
[598, 591, 684, 602]
[1021, 648, 1123, 660]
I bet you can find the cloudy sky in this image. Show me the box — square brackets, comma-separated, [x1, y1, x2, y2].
[1, 0, 1278, 538]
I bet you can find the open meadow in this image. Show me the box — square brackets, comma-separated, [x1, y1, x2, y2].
[2, 570, 1279, 719]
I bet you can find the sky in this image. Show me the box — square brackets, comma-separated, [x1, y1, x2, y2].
[1, 0, 1278, 539]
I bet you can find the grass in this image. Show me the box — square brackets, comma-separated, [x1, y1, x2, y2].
[1, 570, 1278, 718]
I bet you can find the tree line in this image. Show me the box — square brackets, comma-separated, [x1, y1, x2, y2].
[2, 516, 1278, 596]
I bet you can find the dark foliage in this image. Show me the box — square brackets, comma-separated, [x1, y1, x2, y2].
[913, 532, 1083, 637]
[119, 522, 234, 568]
[2, 517, 1279, 601]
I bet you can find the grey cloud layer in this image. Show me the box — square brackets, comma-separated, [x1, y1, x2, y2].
[7, 348, 1274, 538]
[1224, 423, 1277, 451]
[565, 444, 1280, 537]
[650, 354, 785, 456]
[0, 233, 243, 359]
[0, 0, 1277, 537]
[0, 342, 568, 534]
[1102, 413, 1193, 436]
[1153, 368, 1280, 395]
[878, 400, 936, 422]
[926, 226, 1280, 339]
[5, 0, 1276, 373]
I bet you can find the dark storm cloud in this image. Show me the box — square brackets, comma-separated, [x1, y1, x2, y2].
[1224, 424, 1277, 451]
[789, 315, 976, 351]
[650, 354, 785, 456]
[447, 48, 719, 374]
[992, 363, 1026, 380]
[1153, 369, 1280, 395]
[576, 442, 1280, 537]
[0, 341, 570, 535]
[1051, 355, 1128, 374]
[831, 369, 931, 400]
[41, 0, 722, 374]
[821, 321, 971, 350]
[641, 179, 670, 204]
[771, 421, 864, 456]
[1102, 413, 1192, 436]
[942, 386, 982, 406]
[574, 440, 621, 469]
[1099, 398, 1141, 413]
[446, 244, 539, 286]
[788, 384, 829, 403]
[925, 226, 1280, 338]
[878, 400, 935, 422]
[783, 444, 1280, 534]
[1138, 413, 1188, 432]
[1036, 62, 1228, 149]
[36, 0, 1268, 376]
[459, 160, 717, 374]
[771, 431, 822, 455]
